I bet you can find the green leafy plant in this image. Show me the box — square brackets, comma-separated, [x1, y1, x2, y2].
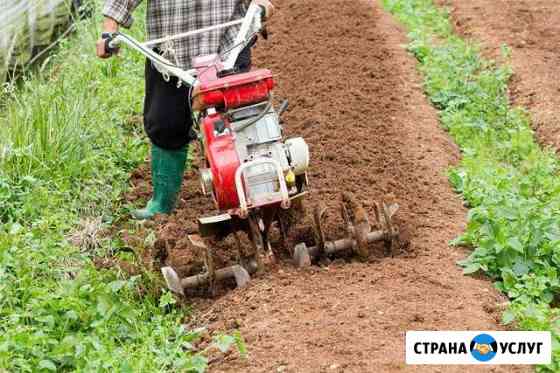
[383, 0, 560, 370]
[0, 1, 236, 371]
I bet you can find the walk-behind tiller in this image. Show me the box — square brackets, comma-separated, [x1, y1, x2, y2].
[106, 1, 400, 296]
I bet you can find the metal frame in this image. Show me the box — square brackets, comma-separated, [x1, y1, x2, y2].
[109, 1, 263, 86]
[110, 32, 198, 85]
[143, 19, 244, 47]
[222, 3, 262, 71]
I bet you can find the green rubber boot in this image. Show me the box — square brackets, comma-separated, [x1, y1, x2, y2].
[131, 143, 187, 220]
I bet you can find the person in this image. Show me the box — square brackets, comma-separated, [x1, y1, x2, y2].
[96, 0, 273, 219]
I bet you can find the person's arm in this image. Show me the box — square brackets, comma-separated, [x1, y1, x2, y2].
[96, 0, 143, 58]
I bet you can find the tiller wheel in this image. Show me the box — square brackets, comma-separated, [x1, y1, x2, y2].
[161, 233, 259, 296]
[293, 193, 400, 267]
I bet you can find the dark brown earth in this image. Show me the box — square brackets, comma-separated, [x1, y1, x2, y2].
[441, 0, 560, 151]
[127, 0, 531, 371]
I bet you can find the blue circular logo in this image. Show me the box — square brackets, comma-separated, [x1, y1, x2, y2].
[470, 334, 498, 362]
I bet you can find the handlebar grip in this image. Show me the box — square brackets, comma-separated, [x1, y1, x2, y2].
[257, 5, 267, 22]
[102, 32, 119, 55]
[255, 5, 268, 40]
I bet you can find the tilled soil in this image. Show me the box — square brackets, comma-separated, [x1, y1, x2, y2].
[128, 0, 529, 371]
[442, 0, 560, 151]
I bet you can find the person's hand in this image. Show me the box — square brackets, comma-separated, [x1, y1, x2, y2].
[96, 37, 113, 58]
[96, 18, 119, 58]
[254, 0, 274, 20]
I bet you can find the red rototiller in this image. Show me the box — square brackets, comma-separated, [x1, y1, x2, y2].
[106, 1, 400, 296]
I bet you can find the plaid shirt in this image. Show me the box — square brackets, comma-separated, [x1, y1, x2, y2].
[103, 0, 250, 69]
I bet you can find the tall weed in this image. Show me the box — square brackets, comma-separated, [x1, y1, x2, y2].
[0, 2, 231, 371]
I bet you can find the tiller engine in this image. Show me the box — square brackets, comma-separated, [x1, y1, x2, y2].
[106, 1, 400, 296]
[169, 56, 311, 294]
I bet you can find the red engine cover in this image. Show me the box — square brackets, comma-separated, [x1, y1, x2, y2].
[202, 114, 240, 210]
[193, 59, 275, 211]
[198, 69, 274, 110]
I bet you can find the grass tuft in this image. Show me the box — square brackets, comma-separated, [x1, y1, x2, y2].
[0, 2, 242, 371]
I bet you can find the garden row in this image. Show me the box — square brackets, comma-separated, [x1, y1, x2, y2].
[383, 0, 560, 371]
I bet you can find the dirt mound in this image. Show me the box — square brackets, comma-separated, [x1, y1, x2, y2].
[127, 0, 529, 371]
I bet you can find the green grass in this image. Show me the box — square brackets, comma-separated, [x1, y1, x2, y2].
[0, 2, 241, 371]
[382, 0, 560, 370]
